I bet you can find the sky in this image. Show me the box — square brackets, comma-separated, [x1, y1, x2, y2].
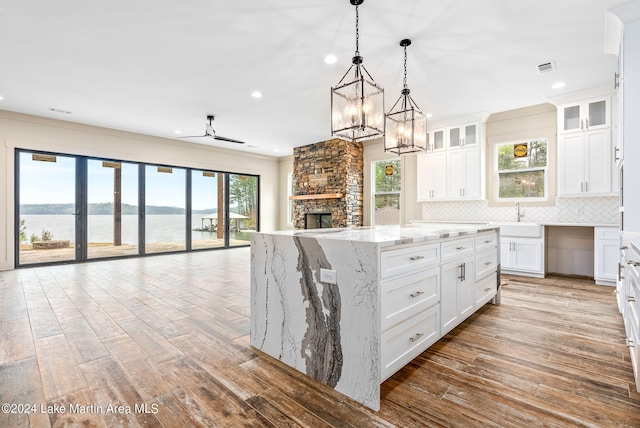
[19, 153, 220, 210]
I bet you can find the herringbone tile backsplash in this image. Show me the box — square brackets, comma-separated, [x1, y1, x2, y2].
[421, 197, 619, 225]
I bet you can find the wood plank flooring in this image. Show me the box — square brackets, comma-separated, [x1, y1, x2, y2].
[1, 248, 639, 427]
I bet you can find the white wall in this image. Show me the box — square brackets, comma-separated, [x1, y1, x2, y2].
[0, 110, 280, 271]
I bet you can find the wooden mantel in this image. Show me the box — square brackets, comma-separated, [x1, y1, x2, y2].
[289, 193, 345, 201]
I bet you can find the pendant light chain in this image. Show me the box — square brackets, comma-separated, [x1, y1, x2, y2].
[354, 3, 360, 56]
[403, 44, 408, 89]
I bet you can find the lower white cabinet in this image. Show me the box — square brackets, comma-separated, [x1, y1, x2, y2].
[595, 227, 619, 285]
[440, 255, 475, 336]
[620, 235, 640, 392]
[500, 237, 544, 277]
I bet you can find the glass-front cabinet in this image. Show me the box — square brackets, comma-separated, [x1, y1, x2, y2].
[426, 129, 445, 152]
[558, 96, 610, 134]
[447, 123, 478, 149]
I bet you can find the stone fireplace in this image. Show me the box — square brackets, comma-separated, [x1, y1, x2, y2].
[291, 138, 364, 229]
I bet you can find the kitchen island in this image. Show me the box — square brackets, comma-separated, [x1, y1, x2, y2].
[250, 224, 500, 410]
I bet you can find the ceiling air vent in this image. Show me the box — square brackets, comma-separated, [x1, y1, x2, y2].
[537, 61, 556, 74]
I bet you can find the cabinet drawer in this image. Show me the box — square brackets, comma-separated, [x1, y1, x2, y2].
[381, 267, 439, 332]
[475, 249, 498, 281]
[381, 243, 440, 279]
[475, 232, 498, 252]
[441, 237, 474, 262]
[475, 272, 497, 308]
[381, 305, 439, 381]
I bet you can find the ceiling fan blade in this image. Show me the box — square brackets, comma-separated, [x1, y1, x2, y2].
[214, 135, 246, 144]
[176, 134, 209, 138]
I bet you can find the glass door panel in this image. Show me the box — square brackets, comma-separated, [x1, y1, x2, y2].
[87, 160, 139, 259]
[145, 165, 186, 254]
[563, 105, 581, 131]
[588, 100, 606, 127]
[18, 152, 76, 265]
[228, 174, 257, 247]
[191, 170, 225, 250]
[464, 124, 477, 146]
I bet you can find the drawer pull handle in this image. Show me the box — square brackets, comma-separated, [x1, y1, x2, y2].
[627, 296, 636, 303]
[484, 287, 492, 292]
[484, 261, 493, 266]
[484, 240, 492, 244]
[410, 291, 424, 298]
[630, 261, 640, 267]
[410, 255, 425, 261]
[456, 246, 466, 250]
[627, 338, 635, 348]
[409, 333, 424, 343]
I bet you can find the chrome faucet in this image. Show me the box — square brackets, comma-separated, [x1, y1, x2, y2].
[515, 201, 525, 222]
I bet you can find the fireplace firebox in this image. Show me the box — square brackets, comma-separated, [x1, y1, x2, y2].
[305, 212, 332, 229]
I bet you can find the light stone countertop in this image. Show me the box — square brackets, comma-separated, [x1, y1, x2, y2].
[255, 224, 498, 248]
[623, 231, 640, 254]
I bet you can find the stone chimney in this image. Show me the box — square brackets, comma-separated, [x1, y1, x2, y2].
[292, 139, 364, 229]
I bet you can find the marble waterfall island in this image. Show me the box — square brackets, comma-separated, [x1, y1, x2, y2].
[250, 225, 500, 411]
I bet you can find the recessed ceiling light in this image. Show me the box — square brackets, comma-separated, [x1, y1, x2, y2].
[174, 130, 181, 134]
[0, 96, 4, 100]
[324, 54, 337, 64]
[552, 81, 566, 89]
[251, 91, 263, 98]
[426, 113, 433, 119]
[273, 148, 280, 153]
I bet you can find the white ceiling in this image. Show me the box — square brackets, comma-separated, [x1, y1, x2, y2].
[0, 0, 626, 157]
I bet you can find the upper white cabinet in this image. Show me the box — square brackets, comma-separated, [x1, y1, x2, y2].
[556, 92, 617, 197]
[447, 146, 481, 199]
[417, 152, 447, 201]
[557, 128, 614, 196]
[417, 120, 483, 201]
[557, 96, 611, 134]
[447, 123, 478, 149]
[426, 129, 446, 153]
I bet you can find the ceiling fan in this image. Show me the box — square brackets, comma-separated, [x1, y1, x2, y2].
[178, 115, 246, 144]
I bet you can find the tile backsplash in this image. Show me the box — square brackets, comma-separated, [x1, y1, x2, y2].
[421, 196, 619, 225]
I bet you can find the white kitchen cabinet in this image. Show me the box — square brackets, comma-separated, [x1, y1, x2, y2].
[557, 128, 614, 196]
[447, 146, 481, 199]
[500, 237, 544, 277]
[426, 128, 446, 153]
[557, 96, 611, 134]
[440, 255, 475, 336]
[621, 235, 640, 392]
[416, 152, 446, 201]
[447, 122, 478, 149]
[594, 227, 619, 285]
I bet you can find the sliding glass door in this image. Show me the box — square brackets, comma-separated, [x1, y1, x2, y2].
[87, 159, 139, 259]
[229, 174, 258, 247]
[17, 152, 77, 265]
[145, 165, 186, 254]
[15, 150, 258, 266]
[191, 170, 225, 250]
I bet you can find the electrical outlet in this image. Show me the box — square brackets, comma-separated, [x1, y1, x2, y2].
[320, 268, 337, 284]
[577, 205, 584, 215]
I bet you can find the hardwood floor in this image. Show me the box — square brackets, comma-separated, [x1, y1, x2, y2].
[1, 248, 639, 427]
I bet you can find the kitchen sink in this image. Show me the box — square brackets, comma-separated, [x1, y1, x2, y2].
[488, 222, 542, 238]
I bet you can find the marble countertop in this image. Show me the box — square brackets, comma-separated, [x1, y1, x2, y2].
[412, 220, 618, 228]
[256, 224, 498, 247]
[622, 231, 640, 254]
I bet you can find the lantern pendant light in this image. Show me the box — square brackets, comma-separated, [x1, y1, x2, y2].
[331, 0, 384, 142]
[384, 39, 427, 155]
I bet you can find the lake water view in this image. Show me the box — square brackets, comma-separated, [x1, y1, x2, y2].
[20, 214, 235, 244]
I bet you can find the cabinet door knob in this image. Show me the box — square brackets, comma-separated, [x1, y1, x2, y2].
[410, 291, 425, 298]
[409, 333, 424, 343]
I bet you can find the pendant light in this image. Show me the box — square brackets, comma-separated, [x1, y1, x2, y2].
[384, 39, 427, 155]
[331, 0, 384, 142]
